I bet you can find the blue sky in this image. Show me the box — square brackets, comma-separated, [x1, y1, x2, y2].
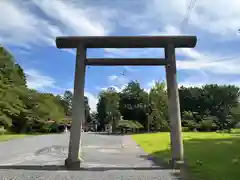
[1, 0, 240, 111]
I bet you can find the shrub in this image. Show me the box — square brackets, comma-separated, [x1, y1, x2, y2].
[182, 111, 194, 120]
[117, 120, 143, 130]
[0, 126, 7, 135]
[182, 120, 191, 126]
[199, 117, 218, 132]
[118, 120, 132, 128]
[200, 120, 214, 131]
[48, 123, 60, 133]
[182, 127, 190, 132]
[236, 122, 240, 128]
[182, 120, 199, 131]
[230, 105, 240, 124]
[131, 120, 144, 129]
[159, 121, 170, 132]
[215, 114, 237, 131]
[225, 115, 239, 130]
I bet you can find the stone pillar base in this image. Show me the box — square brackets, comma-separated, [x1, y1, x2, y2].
[169, 159, 184, 169]
[169, 159, 188, 180]
[65, 158, 82, 169]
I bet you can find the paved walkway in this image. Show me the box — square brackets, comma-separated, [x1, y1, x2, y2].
[0, 132, 177, 180]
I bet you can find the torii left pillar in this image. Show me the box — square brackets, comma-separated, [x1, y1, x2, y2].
[65, 45, 86, 169]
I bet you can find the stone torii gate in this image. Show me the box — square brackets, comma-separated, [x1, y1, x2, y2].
[55, 36, 197, 169]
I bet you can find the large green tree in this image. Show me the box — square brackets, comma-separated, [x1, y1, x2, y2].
[202, 84, 239, 129]
[60, 90, 91, 122]
[0, 46, 66, 133]
[149, 81, 168, 131]
[119, 81, 148, 129]
[97, 88, 121, 132]
[0, 46, 28, 130]
[84, 96, 92, 123]
[61, 90, 73, 116]
[179, 84, 240, 130]
[96, 92, 108, 131]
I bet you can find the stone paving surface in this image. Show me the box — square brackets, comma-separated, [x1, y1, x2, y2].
[0, 132, 178, 180]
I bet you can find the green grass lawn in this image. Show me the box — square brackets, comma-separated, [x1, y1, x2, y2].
[0, 134, 29, 142]
[132, 129, 240, 180]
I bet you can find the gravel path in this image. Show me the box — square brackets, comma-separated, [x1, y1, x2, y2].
[0, 132, 177, 180]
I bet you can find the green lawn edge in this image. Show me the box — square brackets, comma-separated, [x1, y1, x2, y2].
[132, 129, 240, 180]
[0, 133, 46, 142]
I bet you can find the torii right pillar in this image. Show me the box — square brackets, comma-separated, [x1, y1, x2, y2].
[165, 43, 184, 167]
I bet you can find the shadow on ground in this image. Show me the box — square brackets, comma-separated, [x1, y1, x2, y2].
[35, 145, 68, 156]
[139, 153, 183, 179]
[0, 165, 165, 171]
[90, 132, 123, 136]
[92, 131, 159, 136]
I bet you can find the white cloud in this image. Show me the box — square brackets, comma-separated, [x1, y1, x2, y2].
[141, 0, 240, 38]
[145, 70, 240, 89]
[97, 75, 129, 93]
[2, 0, 240, 103]
[178, 71, 240, 88]
[108, 75, 118, 81]
[188, 0, 240, 37]
[101, 0, 240, 46]
[104, 48, 154, 58]
[99, 84, 127, 93]
[178, 70, 209, 88]
[104, 22, 240, 76]
[0, 1, 64, 48]
[84, 92, 98, 112]
[145, 79, 168, 93]
[103, 25, 189, 59]
[33, 0, 111, 36]
[108, 75, 128, 85]
[0, 0, 112, 49]
[152, 24, 240, 75]
[2, 0, 239, 50]
[25, 69, 56, 90]
[177, 56, 240, 75]
[123, 66, 139, 72]
[144, 89, 151, 94]
[177, 48, 203, 60]
[25, 68, 68, 93]
[147, 24, 182, 36]
[147, 80, 157, 88]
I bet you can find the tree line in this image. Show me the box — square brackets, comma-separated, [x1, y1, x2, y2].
[0, 46, 91, 134]
[1, 46, 239, 134]
[96, 80, 240, 133]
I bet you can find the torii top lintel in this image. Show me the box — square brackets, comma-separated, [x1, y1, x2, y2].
[56, 36, 197, 49]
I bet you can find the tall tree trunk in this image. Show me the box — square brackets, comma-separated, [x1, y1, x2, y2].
[112, 117, 117, 133]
